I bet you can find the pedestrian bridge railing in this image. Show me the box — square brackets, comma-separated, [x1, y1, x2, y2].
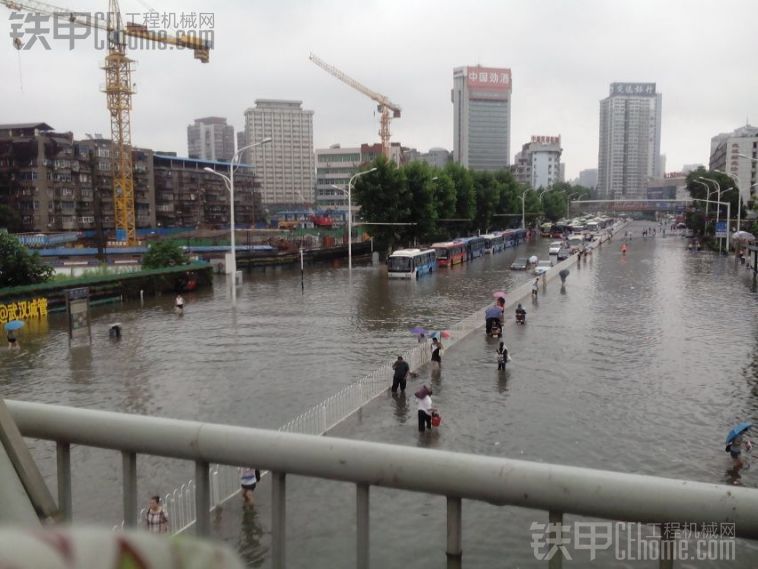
[6, 399, 758, 569]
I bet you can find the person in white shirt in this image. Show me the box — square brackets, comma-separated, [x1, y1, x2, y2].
[175, 294, 184, 314]
[415, 385, 435, 432]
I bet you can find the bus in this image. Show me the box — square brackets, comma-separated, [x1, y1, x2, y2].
[502, 228, 527, 248]
[456, 236, 486, 260]
[483, 233, 505, 254]
[431, 242, 466, 267]
[387, 249, 437, 279]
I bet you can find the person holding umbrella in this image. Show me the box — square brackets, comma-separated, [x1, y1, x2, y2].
[725, 422, 753, 469]
[5, 320, 23, 350]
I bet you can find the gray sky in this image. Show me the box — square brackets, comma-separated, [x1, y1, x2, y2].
[2, 0, 756, 179]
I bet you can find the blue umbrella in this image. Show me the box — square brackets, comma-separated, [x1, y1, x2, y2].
[431, 331, 440, 340]
[726, 422, 752, 444]
[4, 320, 24, 332]
[409, 327, 427, 336]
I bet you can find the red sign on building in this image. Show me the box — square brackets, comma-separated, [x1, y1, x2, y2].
[466, 66, 512, 93]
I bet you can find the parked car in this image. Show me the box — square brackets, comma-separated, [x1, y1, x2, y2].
[510, 257, 529, 270]
[557, 248, 571, 261]
[548, 241, 563, 255]
[533, 260, 554, 275]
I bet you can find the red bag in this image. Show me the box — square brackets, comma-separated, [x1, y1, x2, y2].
[431, 412, 441, 427]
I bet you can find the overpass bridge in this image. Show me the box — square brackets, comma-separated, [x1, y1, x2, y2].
[571, 199, 693, 214]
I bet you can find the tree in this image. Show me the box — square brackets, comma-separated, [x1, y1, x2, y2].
[0, 232, 54, 287]
[430, 171, 456, 236]
[142, 240, 189, 269]
[685, 168, 739, 234]
[0, 205, 22, 233]
[352, 156, 407, 253]
[444, 162, 475, 234]
[472, 171, 499, 232]
[402, 161, 437, 244]
[542, 190, 566, 222]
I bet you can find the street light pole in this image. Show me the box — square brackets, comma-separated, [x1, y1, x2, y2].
[701, 177, 723, 253]
[204, 136, 271, 307]
[715, 170, 744, 232]
[521, 188, 535, 230]
[331, 168, 377, 272]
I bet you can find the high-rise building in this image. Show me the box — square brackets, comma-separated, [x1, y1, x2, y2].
[597, 82, 662, 200]
[242, 100, 315, 206]
[187, 117, 235, 162]
[512, 136, 563, 188]
[452, 65, 512, 171]
[709, 124, 758, 208]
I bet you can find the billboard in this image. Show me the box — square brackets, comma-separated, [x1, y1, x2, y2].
[531, 136, 560, 145]
[610, 82, 656, 96]
[467, 66, 511, 93]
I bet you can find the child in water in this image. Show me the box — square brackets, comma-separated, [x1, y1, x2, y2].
[496, 342, 508, 370]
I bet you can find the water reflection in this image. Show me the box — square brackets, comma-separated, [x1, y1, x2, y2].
[391, 392, 409, 423]
[237, 505, 268, 567]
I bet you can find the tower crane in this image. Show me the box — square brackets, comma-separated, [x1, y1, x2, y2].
[309, 53, 400, 159]
[2, 0, 211, 245]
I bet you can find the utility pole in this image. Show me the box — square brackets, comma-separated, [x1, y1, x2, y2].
[89, 150, 106, 264]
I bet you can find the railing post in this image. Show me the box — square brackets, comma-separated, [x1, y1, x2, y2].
[195, 460, 210, 536]
[56, 441, 72, 521]
[357, 483, 370, 569]
[272, 471, 287, 569]
[121, 451, 137, 528]
[548, 511, 563, 569]
[446, 496, 462, 559]
[659, 533, 674, 569]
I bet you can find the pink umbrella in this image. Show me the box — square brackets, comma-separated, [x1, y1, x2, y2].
[493, 291, 506, 299]
[440, 330, 452, 339]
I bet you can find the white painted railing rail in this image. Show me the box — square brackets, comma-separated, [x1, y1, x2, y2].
[6, 398, 758, 569]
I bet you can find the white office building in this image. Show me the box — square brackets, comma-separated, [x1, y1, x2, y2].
[578, 168, 598, 190]
[242, 100, 315, 205]
[597, 82, 662, 200]
[513, 136, 563, 189]
[314, 145, 362, 208]
[452, 65, 512, 171]
[187, 117, 235, 162]
[709, 124, 758, 208]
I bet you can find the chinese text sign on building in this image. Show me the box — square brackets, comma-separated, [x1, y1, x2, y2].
[467, 66, 512, 93]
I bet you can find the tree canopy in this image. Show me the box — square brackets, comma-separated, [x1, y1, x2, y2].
[142, 240, 189, 269]
[352, 158, 595, 252]
[0, 232, 54, 288]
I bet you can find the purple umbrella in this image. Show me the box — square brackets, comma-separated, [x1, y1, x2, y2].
[409, 327, 427, 336]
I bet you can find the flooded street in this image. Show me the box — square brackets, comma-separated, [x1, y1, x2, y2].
[2, 223, 757, 566]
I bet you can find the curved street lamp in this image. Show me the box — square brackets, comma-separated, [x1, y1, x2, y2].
[204, 136, 272, 306]
[329, 168, 377, 272]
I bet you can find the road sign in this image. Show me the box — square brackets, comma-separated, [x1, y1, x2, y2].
[715, 221, 728, 238]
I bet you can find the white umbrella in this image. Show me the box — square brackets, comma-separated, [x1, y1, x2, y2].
[732, 231, 755, 242]
[528, 255, 538, 264]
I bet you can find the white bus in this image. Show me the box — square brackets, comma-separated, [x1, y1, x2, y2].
[387, 249, 437, 279]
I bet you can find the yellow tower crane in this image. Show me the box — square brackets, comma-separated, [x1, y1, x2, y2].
[309, 52, 400, 159]
[2, 0, 211, 245]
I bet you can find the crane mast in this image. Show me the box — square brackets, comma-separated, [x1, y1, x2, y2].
[309, 53, 400, 159]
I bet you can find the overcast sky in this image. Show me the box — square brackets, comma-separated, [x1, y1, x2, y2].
[2, 0, 757, 179]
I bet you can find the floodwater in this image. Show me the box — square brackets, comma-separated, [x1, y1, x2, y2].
[3, 223, 758, 567]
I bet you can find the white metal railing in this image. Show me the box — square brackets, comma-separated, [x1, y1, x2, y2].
[116, 227, 618, 532]
[7, 396, 758, 569]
